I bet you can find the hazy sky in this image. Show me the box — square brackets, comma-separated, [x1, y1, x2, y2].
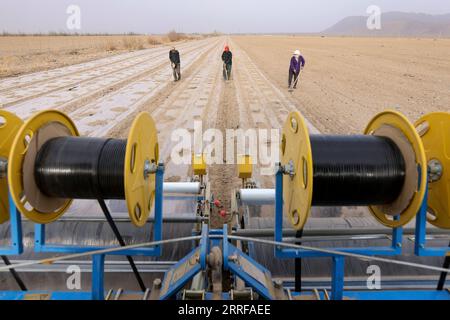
[1, 0, 450, 34]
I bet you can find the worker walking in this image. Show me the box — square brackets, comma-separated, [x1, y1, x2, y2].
[222, 45, 233, 80]
[169, 47, 181, 81]
[289, 50, 305, 90]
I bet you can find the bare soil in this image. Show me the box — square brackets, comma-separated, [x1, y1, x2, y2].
[232, 36, 450, 133]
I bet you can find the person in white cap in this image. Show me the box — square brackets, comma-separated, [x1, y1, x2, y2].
[289, 49, 305, 89]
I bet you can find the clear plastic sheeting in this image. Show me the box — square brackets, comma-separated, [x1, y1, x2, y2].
[0, 198, 198, 291]
[245, 216, 448, 279]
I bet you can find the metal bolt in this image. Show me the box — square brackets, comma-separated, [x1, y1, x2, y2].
[290, 117, 298, 132]
[153, 278, 162, 289]
[428, 159, 443, 183]
[143, 160, 157, 179]
[274, 280, 283, 289]
[0, 157, 7, 179]
[283, 159, 295, 178]
[189, 255, 199, 265]
[396, 243, 402, 248]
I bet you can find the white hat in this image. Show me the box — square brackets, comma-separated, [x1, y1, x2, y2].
[294, 50, 301, 56]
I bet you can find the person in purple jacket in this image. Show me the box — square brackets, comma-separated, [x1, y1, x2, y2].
[289, 49, 305, 89]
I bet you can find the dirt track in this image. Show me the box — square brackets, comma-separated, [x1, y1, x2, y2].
[1, 35, 449, 225]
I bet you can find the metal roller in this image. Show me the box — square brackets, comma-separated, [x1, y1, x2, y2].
[239, 189, 275, 205]
[163, 182, 201, 194]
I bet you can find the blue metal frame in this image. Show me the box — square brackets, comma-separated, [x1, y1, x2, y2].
[0, 193, 23, 255]
[291, 290, 450, 300]
[34, 163, 165, 256]
[331, 257, 344, 300]
[1, 159, 449, 300]
[158, 223, 209, 300]
[17, 163, 165, 300]
[271, 164, 450, 300]
[91, 254, 105, 300]
[223, 225, 276, 300]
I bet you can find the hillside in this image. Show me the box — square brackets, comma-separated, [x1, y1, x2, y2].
[323, 12, 450, 37]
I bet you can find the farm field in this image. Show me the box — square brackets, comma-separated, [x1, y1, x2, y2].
[0, 34, 196, 78]
[1, 35, 450, 225]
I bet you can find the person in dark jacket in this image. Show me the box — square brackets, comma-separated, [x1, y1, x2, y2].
[289, 49, 305, 89]
[169, 47, 181, 81]
[222, 45, 233, 80]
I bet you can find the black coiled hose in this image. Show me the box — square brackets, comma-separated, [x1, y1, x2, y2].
[35, 137, 126, 199]
[34, 136, 147, 291]
[310, 135, 406, 206]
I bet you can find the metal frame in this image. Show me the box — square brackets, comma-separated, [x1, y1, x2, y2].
[34, 163, 165, 256]
[1, 162, 449, 300]
[272, 165, 450, 300]
[0, 193, 23, 255]
[223, 225, 276, 300]
[158, 223, 209, 300]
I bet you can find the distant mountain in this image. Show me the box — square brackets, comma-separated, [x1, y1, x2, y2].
[323, 12, 450, 37]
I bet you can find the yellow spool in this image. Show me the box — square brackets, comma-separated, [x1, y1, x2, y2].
[125, 112, 159, 227]
[8, 110, 159, 227]
[281, 111, 313, 230]
[8, 110, 78, 224]
[281, 110, 427, 230]
[415, 112, 450, 229]
[365, 110, 427, 228]
[0, 111, 24, 224]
